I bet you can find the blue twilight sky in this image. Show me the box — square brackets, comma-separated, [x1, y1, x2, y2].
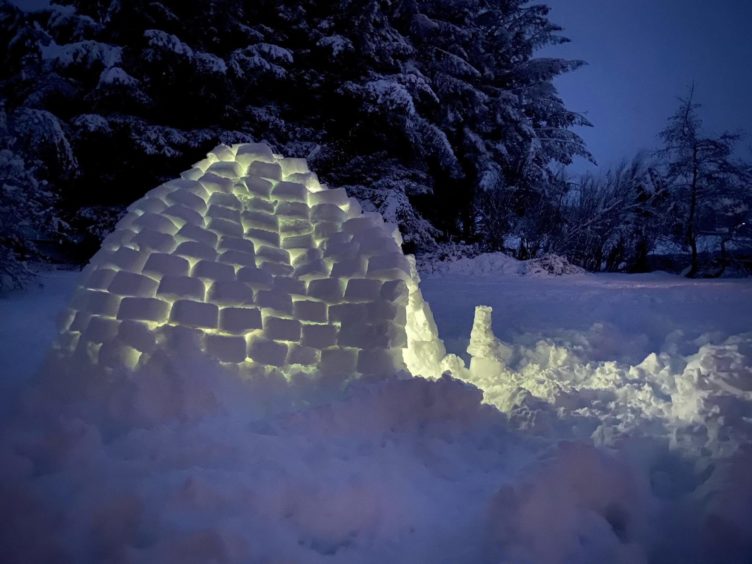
[540, 0, 752, 172]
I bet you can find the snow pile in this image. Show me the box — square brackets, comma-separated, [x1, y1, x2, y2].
[422, 251, 585, 277]
[56, 143, 445, 381]
[2, 269, 752, 562]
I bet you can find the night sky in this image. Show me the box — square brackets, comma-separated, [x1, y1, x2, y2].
[542, 0, 752, 172]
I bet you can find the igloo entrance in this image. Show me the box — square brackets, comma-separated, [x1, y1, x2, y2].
[56, 143, 448, 380]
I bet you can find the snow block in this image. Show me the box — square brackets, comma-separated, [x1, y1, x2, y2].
[313, 222, 339, 240]
[271, 181, 308, 202]
[331, 258, 366, 278]
[206, 160, 242, 179]
[281, 234, 313, 250]
[206, 334, 247, 363]
[117, 297, 170, 322]
[279, 218, 312, 236]
[128, 196, 167, 214]
[98, 342, 140, 370]
[209, 144, 235, 162]
[263, 317, 301, 342]
[208, 217, 244, 237]
[237, 266, 273, 289]
[329, 303, 367, 324]
[144, 253, 191, 277]
[131, 229, 177, 253]
[102, 228, 137, 250]
[301, 323, 338, 349]
[293, 300, 328, 323]
[256, 290, 293, 314]
[208, 204, 241, 223]
[380, 280, 408, 304]
[132, 213, 179, 234]
[208, 280, 254, 305]
[320, 348, 358, 375]
[83, 268, 117, 291]
[108, 271, 159, 297]
[208, 192, 242, 210]
[308, 188, 349, 207]
[245, 176, 273, 198]
[260, 262, 294, 277]
[199, 172, 234, 193]
[177, 224, 218, 247]
[275, 201, 310, 220]
[218, 236, 254, 255]
[248, 196, 275, 214]
[192, 260, 236, 282]
[117, 320, 156, 353]
[345, 278, 383, 301]
[170, 300, 218, 329]
[273, 276, 306, 296]
[157, 276, 207, 300]
[105, 247, 151, 272]
[307, 278, 344, 302]
[256, 246, 290, 265]
[338, 322, 389, 348]
[235, 143, 275, 166]
[242, 210, 278, 231]
[357, 348, 402, 376]
[163, 204, 203, 226]
[247, 337, 287, 366]
[279, 157, 309, 177]
[287, 344, 319, 366]
[367, 253, 411, 277]
[72, 290, 121, 317]
[218, 250, 256, 267]
[246, 228, 280, 247]
[219, 307, 262, 333]
[175, 241, 218, 262]
[248, 161, 282, 180]
[294, 258, 330, 280]
[166, 189, 208, 213]
[82, 315, 120, 343]
[311, 203, 346, 223]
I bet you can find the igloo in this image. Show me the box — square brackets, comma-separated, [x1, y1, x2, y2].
[55, 143, 451, 380]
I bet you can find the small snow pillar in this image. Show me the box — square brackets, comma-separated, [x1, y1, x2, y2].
[467, 305, 510, 378]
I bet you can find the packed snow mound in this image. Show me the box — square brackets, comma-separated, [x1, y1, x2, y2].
[422, 251, 585, 277]
[54, 143, 446, 380]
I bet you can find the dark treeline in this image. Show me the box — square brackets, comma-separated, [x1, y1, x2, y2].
[0, 0, 750, 289]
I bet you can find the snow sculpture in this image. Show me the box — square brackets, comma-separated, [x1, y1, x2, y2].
[56, 143, 447, 380]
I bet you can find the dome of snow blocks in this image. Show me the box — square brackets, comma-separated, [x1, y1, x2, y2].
[55, 143, 449, 380]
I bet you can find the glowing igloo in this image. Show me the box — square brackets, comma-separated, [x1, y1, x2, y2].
[56, 143, 448, 379]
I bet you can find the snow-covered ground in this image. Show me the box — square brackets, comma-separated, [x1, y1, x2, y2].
[1, 259, 751, 563]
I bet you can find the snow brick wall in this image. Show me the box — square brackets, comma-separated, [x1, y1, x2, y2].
[55, 143, 447, 380]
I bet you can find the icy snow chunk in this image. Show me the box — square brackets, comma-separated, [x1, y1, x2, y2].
[256, 290, 293, 314]
[321, 348, 358, 375]
[177, 224, 217, 247]
[237, 267, 273, 289]
[131, 229, 177, 253]
[307, 279, 344, 302]
[271, 181, 307, 202]
[157, 276, 206, 301]
[163, 204, 203, 226]
[288, 344, 319, 366]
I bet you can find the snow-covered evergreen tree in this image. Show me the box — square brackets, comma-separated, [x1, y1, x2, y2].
[0, 0, 588, 268]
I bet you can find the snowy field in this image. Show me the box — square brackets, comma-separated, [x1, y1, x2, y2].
[1, 260, 751, 563]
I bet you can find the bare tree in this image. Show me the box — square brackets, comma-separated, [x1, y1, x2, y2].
[658, 86, 752, 276]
